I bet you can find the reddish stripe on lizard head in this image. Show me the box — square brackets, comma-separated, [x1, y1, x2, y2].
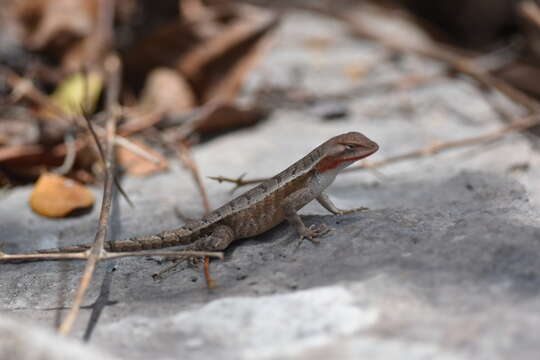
[316, 154, 370, 173]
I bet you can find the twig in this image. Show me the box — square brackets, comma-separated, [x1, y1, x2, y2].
[1, 66, 70, 123]
[301, 4, 540, 113]
[113, 136, 162, 165]
[520, 1, 540, 29]
[208, 173, 264, 191]
[170, 140, 216, 287]
[2, 64, 152, 173]
[81, 109, 134, 208]
[209, 114, 540, 188]
[53, 132, 77, 175]
[58, 54, 120, 335]
[176, 141, 212, 213]
[118, 108, 162, 135]
[0, 249, 223, 262]
[204, 256, 217, 288]
[175, 98, 222, 140]
[345, 115, 540, 172]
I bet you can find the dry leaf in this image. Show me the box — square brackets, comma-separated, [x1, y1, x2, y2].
[196, 104, 267, 134]
[123, 21, 199, 90]
[303, 36, 333, 50]
[29, 173, 95, 218]
[50, 71, 103, 115]
[343, 63, 370, 81]
[124, 4, 276, 104]
[17, 0, 98, 50]
[179, 5, 278, 103]
[140, 67, 195, 113]
[117, 139, 168, 176]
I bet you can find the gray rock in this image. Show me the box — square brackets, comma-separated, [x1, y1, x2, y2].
[2, 7, 540, 360]
[0, 315, 118, 360]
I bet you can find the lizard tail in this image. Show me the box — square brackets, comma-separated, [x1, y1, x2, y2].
[36, 228, 200, 254]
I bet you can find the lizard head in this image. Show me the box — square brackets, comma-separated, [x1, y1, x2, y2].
[316, 132, 379, 173]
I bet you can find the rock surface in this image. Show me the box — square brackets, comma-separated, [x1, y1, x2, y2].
[2, 8, 540, 360]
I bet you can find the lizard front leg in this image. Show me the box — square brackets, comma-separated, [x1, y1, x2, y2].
[316, 191, 369, 215]
[282, 188, 330, 244]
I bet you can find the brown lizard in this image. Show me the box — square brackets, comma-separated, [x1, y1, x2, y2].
[44, 132, 378, 257]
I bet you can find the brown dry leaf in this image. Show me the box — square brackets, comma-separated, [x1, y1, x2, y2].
[196, 104, 267, 134]
[123, 21, 199, 91]
[0, 138, 90, 176]
[0, 144, 44, 164]
[179, 0, 214, 24]
[124, 4, 276, 104]
[140, 67, 195, 114]
[343, 63, 370, 81]
[179, 5, 278, 103]
[29, 173, 95, 218]
[117, 139, 168, 176]
[15, 0, 111, 71]
[303, 36, 333, 50]
[118, 68, 196, 135]
[17, 0, 98, 50]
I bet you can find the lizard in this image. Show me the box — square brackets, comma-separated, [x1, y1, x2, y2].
[42, 131, 378, 258]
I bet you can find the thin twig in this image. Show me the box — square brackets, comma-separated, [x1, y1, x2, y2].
[175, 98, 223, 140]
[208, 173, 265, 191]
[1, 66, 70, 123]
[3, 64, 151, 175]
[346, 115, 540, 172]
[520, 1, 540, 29]
[176, 141, 212, 213]
[209, 114, 540, 188]
[301, 4, 540, 113]
[0, 249, 223, 262]
[113, 136, 162, 165]
[204, 256, 217, 288]
[81, 109, 134, 207]
[58, 54, 120, 335]
[53, 132, 77, 175]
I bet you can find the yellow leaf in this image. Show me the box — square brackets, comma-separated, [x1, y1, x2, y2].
[50, 71, 103, 116]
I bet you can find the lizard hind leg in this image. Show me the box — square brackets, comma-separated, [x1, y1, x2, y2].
[152, 225, 235, 284]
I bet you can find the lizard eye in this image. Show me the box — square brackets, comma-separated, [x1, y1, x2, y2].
[344, 144, 356, 150]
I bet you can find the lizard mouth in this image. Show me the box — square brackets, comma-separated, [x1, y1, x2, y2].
[340, 146, 379, 163]
[317, 148, 378, 172]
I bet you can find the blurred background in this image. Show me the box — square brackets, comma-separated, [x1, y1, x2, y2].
[2, 0, 540, 215]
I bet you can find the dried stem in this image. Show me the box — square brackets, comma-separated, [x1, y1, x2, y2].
[204, 256, 217, 288]
[175, 98, 222, 140]
[208, 173, 265, 190]
[2, 64, 153, 171]
[209, 114, 540, 188]
[0, 249, 223, 262]
[347, 115, 540, 172]
[520, 1, 540, 29]
[302, 4, 540, 113]
[1, 65, 69, 122]
[176, 141, 212, 214]
[53, 132, 77, 175]
[58, 55, 120, 335]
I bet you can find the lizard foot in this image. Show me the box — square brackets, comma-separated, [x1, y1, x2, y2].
[337, 207, 369, 215]
[152, 255, 193, 280]
[295, 224, 332, 250]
